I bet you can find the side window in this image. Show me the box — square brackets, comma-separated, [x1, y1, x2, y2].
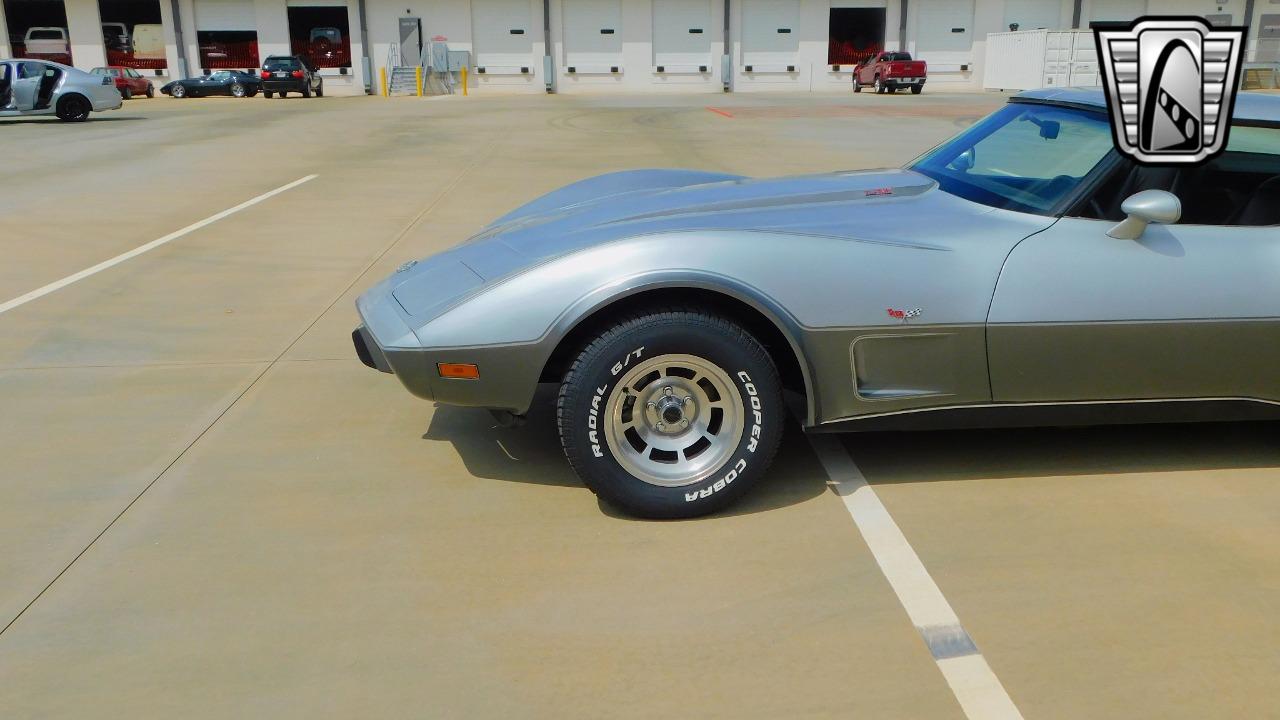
[1177, 126, 1280, 226]
[20, 62, 46, 79]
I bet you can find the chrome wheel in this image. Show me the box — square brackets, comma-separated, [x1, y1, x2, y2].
[603, 354, 743, 488]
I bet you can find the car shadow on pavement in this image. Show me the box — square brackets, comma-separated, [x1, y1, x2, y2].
[845, 420, 1280, 485]
[422, 385, 829, 518]
[0, 117, 145, 125]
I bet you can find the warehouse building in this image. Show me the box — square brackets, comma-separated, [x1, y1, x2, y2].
[0, 0, 1275, 96]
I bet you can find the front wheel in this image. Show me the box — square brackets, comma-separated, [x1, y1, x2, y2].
[146, 85, 155, 98]
[853, 75, 861, 93]
[172, 85, 186, 98]
[315, 79, 323, 97]
[557, 310, 783, 519]
[122, 87, 132, 100]
[911, 85, 923, 95]
[874, 76, 885, 94]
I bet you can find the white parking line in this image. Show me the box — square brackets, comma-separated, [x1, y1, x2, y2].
[0, 174, 318, 317]
[807, 435, 1024, 720]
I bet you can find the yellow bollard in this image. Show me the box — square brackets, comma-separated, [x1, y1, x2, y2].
[461, 66, 468, 96]
[380, 67, 388, 97]
[415, 66, 423, 96]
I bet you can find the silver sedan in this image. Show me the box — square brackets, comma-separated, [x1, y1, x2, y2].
[355, 89, 1280, 518]
[0, 59, 123, 121]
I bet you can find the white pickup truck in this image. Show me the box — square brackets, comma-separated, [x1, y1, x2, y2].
[23, 27, 71, 62]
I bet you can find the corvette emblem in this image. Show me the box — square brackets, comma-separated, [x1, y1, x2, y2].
[1094, 16, 1246, 164]
[886, 307, 922, 323]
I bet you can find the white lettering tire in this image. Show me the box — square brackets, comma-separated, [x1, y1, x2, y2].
[557, 310, 783, 518]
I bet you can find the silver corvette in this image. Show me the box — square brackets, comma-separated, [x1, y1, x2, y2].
[0, 59, 123, 121]
[354, 88, 1280, 518]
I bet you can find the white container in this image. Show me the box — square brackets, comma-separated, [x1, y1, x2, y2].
[983, 29, 1101, 90]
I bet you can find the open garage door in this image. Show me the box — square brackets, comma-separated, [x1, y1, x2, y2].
[741, 0, 800, 72]
[562, 0, 623, 74]
[652, 0, 712, 73]
[1003, 0, 1061, 31]
[828, 1, 887, 66]
[472, 0, 535, 75]
[194, 0, 259, 69]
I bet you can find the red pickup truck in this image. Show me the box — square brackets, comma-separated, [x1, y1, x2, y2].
[853, 52, 927, 95]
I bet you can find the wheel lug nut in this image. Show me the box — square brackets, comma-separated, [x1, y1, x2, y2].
[663, 386, 673, 396]
[680, 419, 689, 428]
[646, 402, 657, 410]
[683, 396, 693, 405]
[656, 422, 665, 431]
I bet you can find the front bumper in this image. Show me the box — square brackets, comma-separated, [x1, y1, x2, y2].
[352, 321, 546, 414]
[352, 325, 392, 373]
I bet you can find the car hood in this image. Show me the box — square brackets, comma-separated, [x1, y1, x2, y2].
[448, 167, 1004, 278]
[361, 167, 1052, 332]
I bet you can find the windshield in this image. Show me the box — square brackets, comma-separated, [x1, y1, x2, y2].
[911, 103, 1115, 214]
[883, 52, 912, 61]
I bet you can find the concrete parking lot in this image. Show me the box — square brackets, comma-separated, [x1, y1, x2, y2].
[2, 91, 1278, 719]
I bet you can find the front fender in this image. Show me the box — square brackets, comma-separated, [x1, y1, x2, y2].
[415, 235, 818, 422]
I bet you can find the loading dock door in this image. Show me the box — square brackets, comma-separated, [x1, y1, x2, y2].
[1003, 0, 1060, 31]
[563, 0, 623, 72]
[915, 0, 974, 54]
[652, 0, 712, 70]
[741, 0, 800, 69]
[1087, 0, 1147, 23]
[472, 0, 534, 72]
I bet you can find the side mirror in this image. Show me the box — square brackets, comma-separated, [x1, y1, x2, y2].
[1107, 189, 1181, 239]
[951, 147, 975, 173]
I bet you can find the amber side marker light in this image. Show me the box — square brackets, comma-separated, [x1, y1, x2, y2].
[437, 363, 480, 380]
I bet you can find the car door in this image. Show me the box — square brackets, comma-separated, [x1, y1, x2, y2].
[987, 124, 1280, 405]
[11, 62, 47, 110]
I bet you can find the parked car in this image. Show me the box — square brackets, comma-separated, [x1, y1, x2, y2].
[161, 70, 260, 98]
[259, 55, 322, 98]
[23, 28, 72, 65]
[91, 66, 154, 99]
[353, 88, 1280, 518]
[101, 22, 130, 52]
[305, 27, 350, 68]
[0, 58, 122, 121]
[853, 51, 927, 94]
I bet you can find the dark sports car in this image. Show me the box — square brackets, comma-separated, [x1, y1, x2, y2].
[160, 70, 260, 98]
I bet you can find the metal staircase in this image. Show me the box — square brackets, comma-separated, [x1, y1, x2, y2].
[382, 40, 463, 97]
[384, 43, 421, 96]
[388, 67, 419, 95]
